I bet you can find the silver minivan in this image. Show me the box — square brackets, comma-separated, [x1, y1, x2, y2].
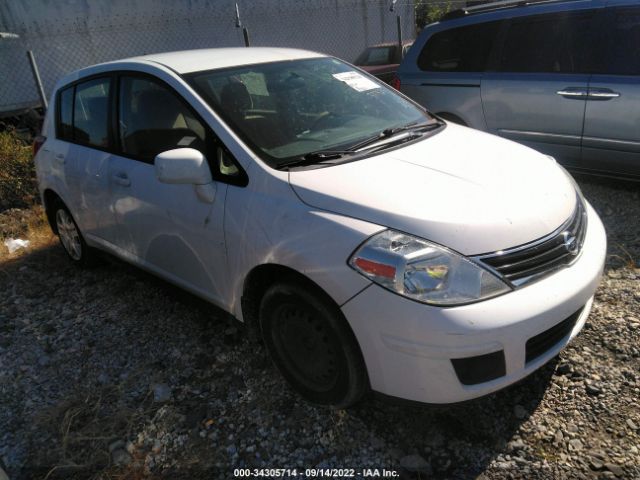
[397, 0, 640, 180]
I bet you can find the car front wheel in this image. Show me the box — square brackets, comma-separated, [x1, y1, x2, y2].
[259, 282, 369, 408]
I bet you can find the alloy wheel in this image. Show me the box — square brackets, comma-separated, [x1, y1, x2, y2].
[56, 209, 82, 261]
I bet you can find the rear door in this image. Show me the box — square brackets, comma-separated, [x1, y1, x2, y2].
[48, 76, 117, 244]
[482, 9, 600, 166]
[582, 5, 640, 177]
[66, 76, 117, 242]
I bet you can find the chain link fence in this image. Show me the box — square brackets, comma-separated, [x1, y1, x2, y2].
[0, 0, 421, 116]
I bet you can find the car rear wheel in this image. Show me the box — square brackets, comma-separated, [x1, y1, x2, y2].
[52, 200, 98, 267]
[259, 282, 369, 408]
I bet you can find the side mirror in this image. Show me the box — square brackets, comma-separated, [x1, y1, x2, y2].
[155, 148, 212, 185]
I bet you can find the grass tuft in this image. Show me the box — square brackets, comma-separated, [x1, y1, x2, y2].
[0, 129, 38, 211]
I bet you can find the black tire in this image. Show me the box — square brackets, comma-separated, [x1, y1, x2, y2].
[51, 199, 99, 267]
[259, 282, 369, 408]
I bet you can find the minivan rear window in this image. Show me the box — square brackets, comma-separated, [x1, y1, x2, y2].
[417, 21, 501, 72]
[498, 12, 595, 74]
[605, 7, 640, 75]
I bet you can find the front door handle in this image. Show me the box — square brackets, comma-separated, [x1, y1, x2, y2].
[112, 172, 131, 187]
[556, 88, 588, 98]
[53, 153, 65, 164]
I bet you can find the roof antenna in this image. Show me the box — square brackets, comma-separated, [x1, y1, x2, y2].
[234, 3, 242, 28]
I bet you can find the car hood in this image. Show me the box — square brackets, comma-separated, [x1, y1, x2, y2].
[288, 124, 577, 255]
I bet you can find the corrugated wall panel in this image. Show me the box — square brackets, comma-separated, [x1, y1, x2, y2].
[0, 0, 415, 114]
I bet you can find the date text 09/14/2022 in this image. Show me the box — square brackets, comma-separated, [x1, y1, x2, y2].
[233, 468, 400, 478]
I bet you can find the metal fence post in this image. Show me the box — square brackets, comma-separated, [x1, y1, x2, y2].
[390, 1, 403, 59]
[26, 50, 48, 110]
[242, 27, 251, 47]
[396, 15, 403, 59]
[235, 3, 250, 47]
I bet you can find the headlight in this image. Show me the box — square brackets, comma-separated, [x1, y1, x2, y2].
[348, 230, 511, 306]
[557, 163, 584, 201]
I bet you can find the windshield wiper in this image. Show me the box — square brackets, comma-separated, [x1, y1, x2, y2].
[278, 120, 442, 170]
[346, 120, 441, 152]
[278, 150, 354, 169]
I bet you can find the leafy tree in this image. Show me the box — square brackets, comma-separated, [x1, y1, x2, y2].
[415, 1, 454, 31]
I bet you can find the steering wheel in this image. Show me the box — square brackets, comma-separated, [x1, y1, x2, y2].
[310, 111, 341, 131]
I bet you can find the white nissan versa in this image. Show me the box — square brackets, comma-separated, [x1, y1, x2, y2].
[34, 48, 606, 407]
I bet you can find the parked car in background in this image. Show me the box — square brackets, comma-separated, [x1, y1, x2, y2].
[354, 42, 412, 84]
[397, 0, 640, 180]
[35, 47, 606, 408]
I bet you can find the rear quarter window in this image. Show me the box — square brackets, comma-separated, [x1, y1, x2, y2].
[417, 21, 502, 72]
[605, 7, 640, 75]
[57, 87, 74, 141]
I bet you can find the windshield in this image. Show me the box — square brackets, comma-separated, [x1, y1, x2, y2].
[186, 57, 434, 168]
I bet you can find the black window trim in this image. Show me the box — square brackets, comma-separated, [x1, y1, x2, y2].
[54, 70, 248, 188]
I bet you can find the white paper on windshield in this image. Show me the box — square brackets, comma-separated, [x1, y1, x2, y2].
[332, 72, 380, 92]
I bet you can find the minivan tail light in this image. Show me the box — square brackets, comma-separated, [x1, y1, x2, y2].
[390, 75, 401, 91]
[33, 135, 46, 158]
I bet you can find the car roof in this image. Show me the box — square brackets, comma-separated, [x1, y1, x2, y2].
[439, 0, 607, 24]
[126, 47, 326, 74]
[79, 47, 324, 77]
[54, 47, 331, 91]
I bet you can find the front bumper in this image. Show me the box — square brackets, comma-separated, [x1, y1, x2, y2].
[341, 202, 607, 404]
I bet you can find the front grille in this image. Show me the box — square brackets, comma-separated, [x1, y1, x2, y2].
[525, 307, 584, 363]
[476, 196, 587, 287]
[451, 350, 506, 385]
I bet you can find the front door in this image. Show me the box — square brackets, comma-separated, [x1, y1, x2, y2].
[108, 74, 229, 304]
[482, 9, 600, 167]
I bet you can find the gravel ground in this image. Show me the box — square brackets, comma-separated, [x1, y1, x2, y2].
[0, 176, 638, 480]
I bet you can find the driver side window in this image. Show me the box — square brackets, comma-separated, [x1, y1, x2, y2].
[118, 75, 244, 183]
[118, 76, 207, 161]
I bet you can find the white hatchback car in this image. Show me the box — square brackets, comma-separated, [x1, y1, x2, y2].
[34, 48, 606, 407]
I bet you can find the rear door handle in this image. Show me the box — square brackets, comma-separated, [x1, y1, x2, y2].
[588, 88, 620, 100]
[54, 153, 65, 164]
[111, 172, 131, 187]
[556, 88, 588, 98]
